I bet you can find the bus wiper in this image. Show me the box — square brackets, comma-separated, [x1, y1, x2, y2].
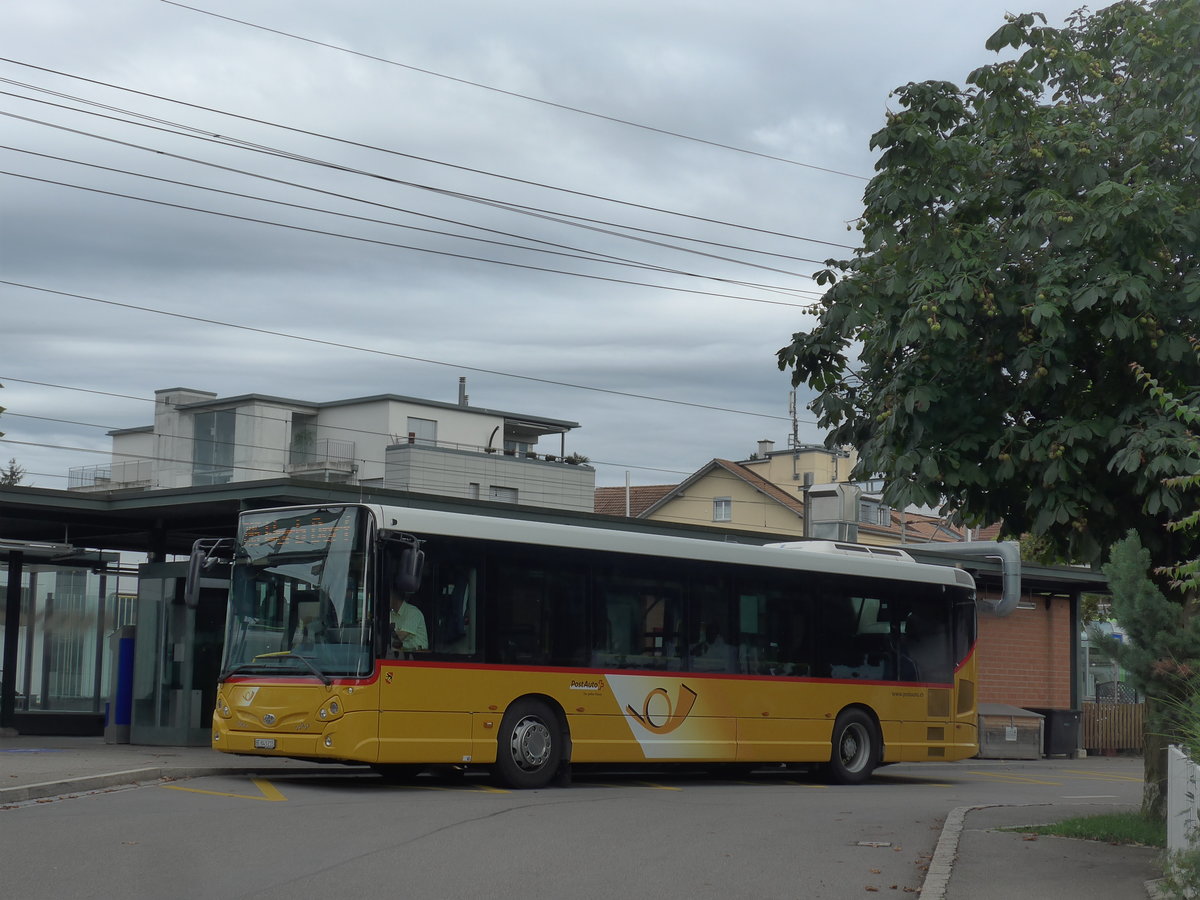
[222, 652, 333, 685]
[255, 651, 334, 684]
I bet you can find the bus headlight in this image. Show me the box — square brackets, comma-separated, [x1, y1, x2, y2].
[317, 697, 343, 721]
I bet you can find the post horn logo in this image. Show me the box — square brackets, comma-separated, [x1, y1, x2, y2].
[626, 683, 698, 735]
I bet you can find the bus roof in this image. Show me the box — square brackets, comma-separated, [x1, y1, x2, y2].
[243, 503, 975, 591]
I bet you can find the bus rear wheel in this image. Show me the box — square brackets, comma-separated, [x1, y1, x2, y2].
[826, 708, 879, 785]
[494, 698, 563, 789]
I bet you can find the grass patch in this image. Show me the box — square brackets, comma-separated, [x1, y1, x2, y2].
[1002, 811, 1165, 847]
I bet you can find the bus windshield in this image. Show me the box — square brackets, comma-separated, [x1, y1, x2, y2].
[220, 506, 372, 679]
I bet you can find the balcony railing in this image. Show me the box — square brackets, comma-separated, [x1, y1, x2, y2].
[390, 434, 586, 464]
[68, 460, 153, 491]
[287, 438, 357, 477]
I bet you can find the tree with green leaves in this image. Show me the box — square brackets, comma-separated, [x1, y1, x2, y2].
[1132, 348, 1200, 596]
[777, 0, 1200, 571]
[0, 458, 24, 487]
[0, 384, 24, 486]
[1092, 342, 1200, 817]
[1098, 528, 1199, 817]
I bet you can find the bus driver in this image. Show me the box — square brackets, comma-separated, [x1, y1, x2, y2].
[389, 590, 428, 652]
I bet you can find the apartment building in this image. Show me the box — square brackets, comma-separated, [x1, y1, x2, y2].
[68, 381, 594, 512]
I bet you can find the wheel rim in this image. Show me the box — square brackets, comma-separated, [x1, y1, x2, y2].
[509, 715, 552, 772]
[838, 722, 871, 773]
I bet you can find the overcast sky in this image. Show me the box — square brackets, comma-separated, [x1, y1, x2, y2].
[1, 0, 1088, 490]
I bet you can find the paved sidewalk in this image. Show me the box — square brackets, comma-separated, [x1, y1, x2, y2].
[0, 735, 1170, 897]
[928, 802, 1164, 900]
[0, 733, 330, 804]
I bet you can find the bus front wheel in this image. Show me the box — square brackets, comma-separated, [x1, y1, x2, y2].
[495, 698, 563, 789]
[826, 708, 879, 785]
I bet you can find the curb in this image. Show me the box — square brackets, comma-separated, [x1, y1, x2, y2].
[919, 804, 995, 900]
[0, 765, 331, 805]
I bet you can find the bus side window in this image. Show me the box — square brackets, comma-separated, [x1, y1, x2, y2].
[433, 565, 476, 656]
[819, 595, 860, 676]
[903, 603, 952, 683]
[594, 575, 684, 671]
[497, 584, 543, 664]
[689, 581, 735, 674]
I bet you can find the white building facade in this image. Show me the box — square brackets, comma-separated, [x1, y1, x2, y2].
[69, 383, 594, 512]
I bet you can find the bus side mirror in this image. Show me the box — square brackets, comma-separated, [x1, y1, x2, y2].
[395, 547, 425, 594]
[185, 537, 234, 609]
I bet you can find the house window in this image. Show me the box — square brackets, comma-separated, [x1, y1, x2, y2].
[490, 486, 518, 504]
[504, 439, 532, 454]
[860, 500, 890, 526]
[290, 413, 318, 465]
[407, 417, 438, 447]
[193, 409, 236, 485]
[713, 497, 732, 522]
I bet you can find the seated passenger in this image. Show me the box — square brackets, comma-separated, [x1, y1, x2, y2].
[692, 624, 734, 671]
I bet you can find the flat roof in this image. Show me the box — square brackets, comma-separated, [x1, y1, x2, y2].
[176, 392, 580, 430]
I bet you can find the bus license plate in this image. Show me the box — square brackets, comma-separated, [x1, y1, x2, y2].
[254, 738, 276, 749]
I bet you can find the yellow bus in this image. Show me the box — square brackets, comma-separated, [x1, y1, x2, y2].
[207, 503, 978, 787]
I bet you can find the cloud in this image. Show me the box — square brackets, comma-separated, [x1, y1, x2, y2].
[1, 0, 1086, 490]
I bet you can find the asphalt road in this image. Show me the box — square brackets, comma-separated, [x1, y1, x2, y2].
[0, 757, 1144, 900]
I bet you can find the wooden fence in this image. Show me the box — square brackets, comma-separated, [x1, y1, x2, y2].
[1082, 700, 1145, 753]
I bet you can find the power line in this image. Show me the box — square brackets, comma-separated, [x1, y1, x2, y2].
[0, 425, 697, 490]
[158, 2, 870, 182]
[1, 383, 816, 484]
[0, 86, 837, 282]
[3, 169, 816, 310]
[1, 141, 822, 300]
[2, 431, 824, 514]
[0, 92, 834, 303]
[1, 424, 821, 511]
[0, 286, 796, 422]
[0, 59, 861, 252]
[0, 381, 807, 489]
[1, 409, 699, 485]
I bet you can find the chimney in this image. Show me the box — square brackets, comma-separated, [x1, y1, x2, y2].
[458, 376, 469, 407]
[757, 439, 775, 457]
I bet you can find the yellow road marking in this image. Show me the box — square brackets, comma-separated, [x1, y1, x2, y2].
[472, 784, 511, 794]
[784, 780, 828, 789]
[965, 771, 1061, 785]
[1061, 770, 1143, 783]
[163, 777, 286, 801]
[636, 781, 683, 791]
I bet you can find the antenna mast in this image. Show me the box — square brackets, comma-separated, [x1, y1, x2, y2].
[788, 390, 801, 450]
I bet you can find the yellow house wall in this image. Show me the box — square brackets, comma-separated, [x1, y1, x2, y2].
[645, 469, 803, 536]
[855, 529, 902, 548]
[742, 448, 859, 487]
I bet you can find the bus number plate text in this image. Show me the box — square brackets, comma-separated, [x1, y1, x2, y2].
[254, 738, 276, 749]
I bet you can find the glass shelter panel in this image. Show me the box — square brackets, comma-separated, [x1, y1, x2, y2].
[1, 557, 129, 735]
[1, 565, 106, 714]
